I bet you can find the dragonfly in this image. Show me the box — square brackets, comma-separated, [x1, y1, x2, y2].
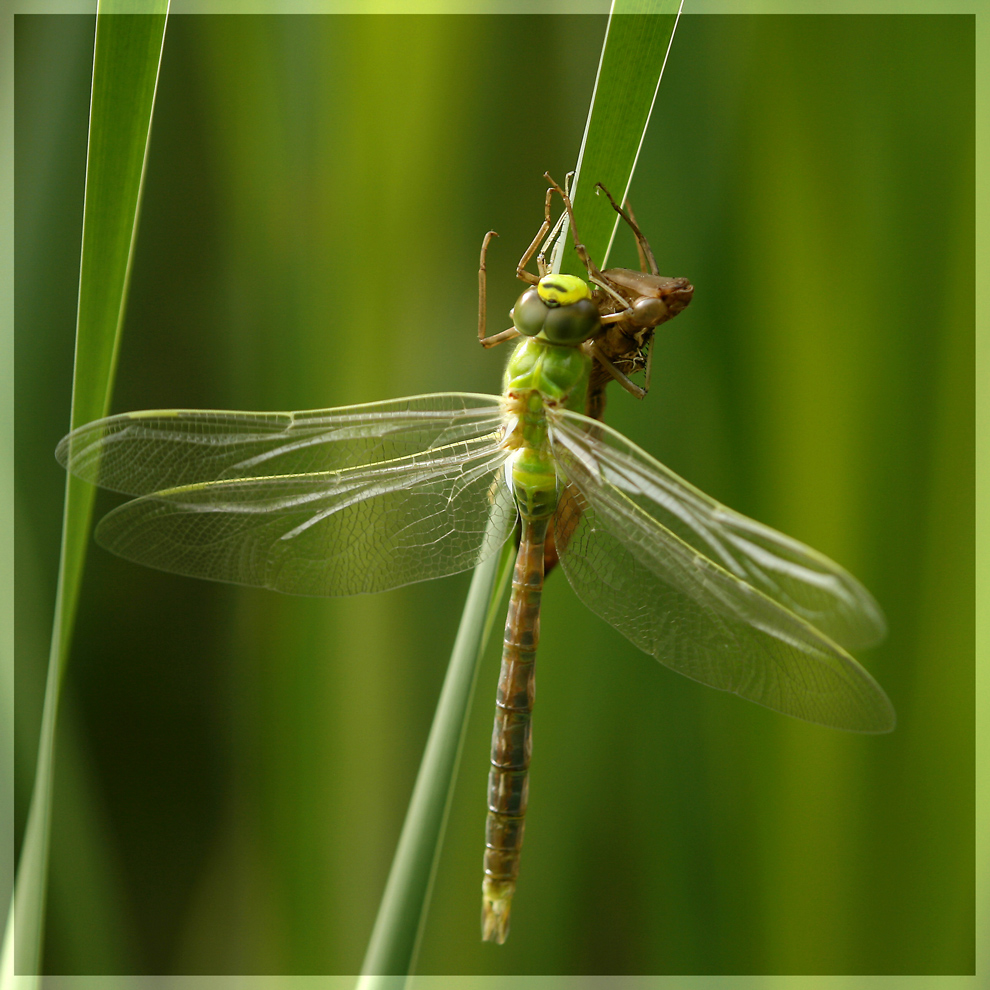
[57, 176, 894, 946]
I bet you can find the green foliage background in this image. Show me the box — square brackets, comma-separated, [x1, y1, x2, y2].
[15, 14, 973, 976]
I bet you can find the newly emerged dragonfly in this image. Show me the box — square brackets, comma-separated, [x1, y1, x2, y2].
[57, 177, 894, 946]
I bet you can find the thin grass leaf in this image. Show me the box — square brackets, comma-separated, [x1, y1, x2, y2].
[556, 0, 683, 276]
[357, 4, 684, 979]
[1, 7, 168, 984]
[358, 534, 514, 982]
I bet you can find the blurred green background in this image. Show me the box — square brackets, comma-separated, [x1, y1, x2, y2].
[14, 13, 973, 976]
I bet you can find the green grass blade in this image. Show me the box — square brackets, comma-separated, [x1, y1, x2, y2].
[2, 7, 167, 983]
[556, 0, 683, 276]
[358, 536, 512, 982]
[358, 4, 682, 979]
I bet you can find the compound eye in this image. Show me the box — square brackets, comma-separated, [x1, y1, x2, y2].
[511, 287, 549, 337]
[542, 297, 600, 345]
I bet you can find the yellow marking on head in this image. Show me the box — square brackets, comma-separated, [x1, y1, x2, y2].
[537, 273, 591, 307]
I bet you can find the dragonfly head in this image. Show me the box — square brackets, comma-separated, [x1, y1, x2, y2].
[510, 274, 600, 346]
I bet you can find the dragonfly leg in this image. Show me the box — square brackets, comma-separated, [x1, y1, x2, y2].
[596, 182, 660, 276]
[544, 172, 607, 285]
[479, 230, 523, 348]
[482, 327, 523, 348]
[585, 339, 647, 399]
[596, 285, 635, 316]
[515, 187, 555, 284]
[479, 230, 497, 341]
[535, 187, 570, 278]
[623, 198, 656, 275]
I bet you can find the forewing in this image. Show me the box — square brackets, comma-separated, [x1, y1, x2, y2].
[57, 392, 506, 495]
[549, 411, 894, 732]
[61, 393, 517, 596]
[550, 409, 885, 650]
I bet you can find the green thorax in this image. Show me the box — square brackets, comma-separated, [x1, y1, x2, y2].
[503, 336, 590, 411]
[502, 337, 591, 522]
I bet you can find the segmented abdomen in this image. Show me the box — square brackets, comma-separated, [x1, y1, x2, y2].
[482, 513, 548, 944]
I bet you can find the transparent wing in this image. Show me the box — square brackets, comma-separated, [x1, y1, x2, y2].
[549, 410, 894, 732]
[550, 409, 885, 649]
[59, 393, 517, 597]
[57, 392, 507, 494]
